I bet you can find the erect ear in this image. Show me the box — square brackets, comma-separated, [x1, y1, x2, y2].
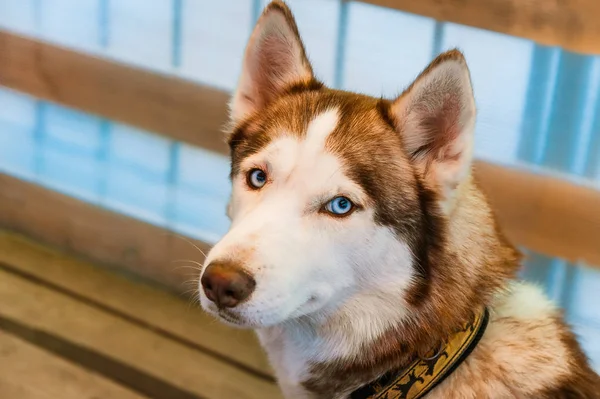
[229, 1, 316, 123]
[391, 50, 476, 209]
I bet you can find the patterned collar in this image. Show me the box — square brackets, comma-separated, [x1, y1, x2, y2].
[350, 307, 490, 399]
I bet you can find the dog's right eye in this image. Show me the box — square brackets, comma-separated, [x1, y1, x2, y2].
[323, 196, 355, 217]
[247, 168, 267, 189]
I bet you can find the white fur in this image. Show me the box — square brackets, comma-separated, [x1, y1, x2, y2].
[253, 233, 415, 392]
[200, 109, 416, 388]
[203, 17, 479, 394]
[494, 281, 557, 320]
[199, 6, 576, 398]
[303, 109, 339, 157]
[199, 58, 579, 398]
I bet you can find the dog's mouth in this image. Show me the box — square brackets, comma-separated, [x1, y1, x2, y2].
[217, 309, 242, 324]
[208, 303, 297, 328]
[201, 287, 334, 328]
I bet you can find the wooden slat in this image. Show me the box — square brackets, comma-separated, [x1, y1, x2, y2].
[1, 31, 599, 268]
[0, 380, 56, 399]
[474, 161, 600, 267]
[0, 172, 212, 291]
[0, 230, 273, 379]
[363, 0, 600, 55]
[2, 161, 600, 294]
[0, 30, 228, 154]
[0, 269, 282, 399]
[0, 331, 145, 399]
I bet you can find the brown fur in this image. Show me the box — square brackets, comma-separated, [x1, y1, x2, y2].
[538, 316, 600, 398]
[301, 179, 521, 398]
[222, 2, 600, 398]
[227, 57, 599, 399]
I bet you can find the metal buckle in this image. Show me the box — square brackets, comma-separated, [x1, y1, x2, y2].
[420, 341, 445, 361]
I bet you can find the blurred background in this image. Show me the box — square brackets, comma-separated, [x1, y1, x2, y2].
[0, 0, 599, 398]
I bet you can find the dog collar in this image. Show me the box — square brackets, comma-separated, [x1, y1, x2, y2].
[350, 307, 489, 399]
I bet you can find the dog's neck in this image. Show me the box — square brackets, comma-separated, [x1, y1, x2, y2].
[257, 180, 521, 398]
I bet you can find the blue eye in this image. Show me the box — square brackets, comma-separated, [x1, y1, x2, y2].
[247, 168, 267, 189]
[325, 196, 354, 216]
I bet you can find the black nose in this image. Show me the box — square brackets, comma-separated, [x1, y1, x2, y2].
[201, 261, 256, 308]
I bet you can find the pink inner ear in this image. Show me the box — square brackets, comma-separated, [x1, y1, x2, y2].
[411, 91, 463, 162]
[231, 5, 315, 122]
[249, 32, 305, 108]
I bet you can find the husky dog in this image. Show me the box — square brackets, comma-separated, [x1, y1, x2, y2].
[198, 1, 600, 398]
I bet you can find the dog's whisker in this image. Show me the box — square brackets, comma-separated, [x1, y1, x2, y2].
[172, 264, 203, 273]
[181, 286, 200, 298]
[170, 233, 209, 258]
[186, 295, 200, 310]
[172, 259, 205, 268]
[181, 277, 200, 288]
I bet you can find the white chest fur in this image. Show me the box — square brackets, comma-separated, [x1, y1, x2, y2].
[255, 282, 575, 399]
[256, 327, 315, 398]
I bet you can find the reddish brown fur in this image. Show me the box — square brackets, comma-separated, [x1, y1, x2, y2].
[538, 316, 600, 398]
[227, 57, 599, 399]
[302, 183, 521, 397]
[224, 2, 600, 397]
[227, 81, 524, 398]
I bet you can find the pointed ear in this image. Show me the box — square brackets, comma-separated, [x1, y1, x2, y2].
[229, 1, 316, 123]
[391, 50, 476, 207]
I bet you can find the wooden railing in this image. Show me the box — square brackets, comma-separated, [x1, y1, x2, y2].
[1, 0, 600, 290]
[0, 32, 229, 155]
[364, 0, 600, 55]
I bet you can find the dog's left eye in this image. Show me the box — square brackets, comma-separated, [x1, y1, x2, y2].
[247, 168, 267, 189]
[324, 196, 354, 216]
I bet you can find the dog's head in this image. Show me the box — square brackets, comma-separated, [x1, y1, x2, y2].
[199, 1, 481, 329]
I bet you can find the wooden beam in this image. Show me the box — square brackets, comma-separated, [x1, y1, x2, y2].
[0, 173, 213, 291]
[0, 30, 228, 154]
[2, 163, 600, 282]
[474, 162, 600, 267]
[1, 31, 600, 268]
[363, 0, 600, 55]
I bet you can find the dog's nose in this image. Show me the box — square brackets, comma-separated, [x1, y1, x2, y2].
[201, 261, 256, 308]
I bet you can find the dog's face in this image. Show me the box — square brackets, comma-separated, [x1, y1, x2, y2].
[203, 93, 421, 328]
[199, 1, 476, 329]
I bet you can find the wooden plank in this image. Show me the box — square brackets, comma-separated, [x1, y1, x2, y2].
[3, 155, 600, 276]
[0, 380, 56, 399]
[0, 30, 228, 154]
[0, 269, 283, 399]
[0, 331, 145, 399]
[363, 0, 600, 55]
[0, 172, 213, 291]
[1, 31, 599, 270]
[474, 161, 600, 267]
[0, 230, 273, 379]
